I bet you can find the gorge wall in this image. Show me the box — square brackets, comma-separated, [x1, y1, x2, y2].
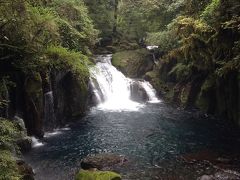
[0, 69, 90, 138]
[111, 47, 239, 126]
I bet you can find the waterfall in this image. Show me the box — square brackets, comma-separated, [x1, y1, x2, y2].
[31, 136, 44, 148]
[90, 55, 141, 111]
[44, 91, 56, 130]
[90, 55, 160, 111]
[139, 81, 160, 103]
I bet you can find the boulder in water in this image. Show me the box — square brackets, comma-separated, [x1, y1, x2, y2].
[130, 80, 148, 103]
[81, 153, 127, 170]
[75, 169, 121, 180]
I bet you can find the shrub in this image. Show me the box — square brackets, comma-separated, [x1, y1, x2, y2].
[168, 63, 192, 81]
[0, 119, 22, 180]
[146, 30, 179, 52]
[45, 45, 90, 79]
[0, 150, 20, 180]
[200, 0, 220, 24]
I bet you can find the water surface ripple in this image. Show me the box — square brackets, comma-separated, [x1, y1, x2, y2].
[25, 103, 240, 180]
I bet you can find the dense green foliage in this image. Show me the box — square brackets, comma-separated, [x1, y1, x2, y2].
[143, 0, 240, 124]
[0, 150, 20, 180]
[83, 0, 212, 45]
[89, 0, 239, 124]
[0, 0, 97, 73]
[0, 0, 239, 178]
[0, 118, 21, 149]
[0, 119, 23, 180]
[0, 0, 97, 112]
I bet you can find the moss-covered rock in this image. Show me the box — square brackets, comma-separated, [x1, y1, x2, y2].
[196, 75, 216, 112]
[81, 154, 127, 170]
[51, 69, 89, 124]
[0, 118, 33, 180]
[44, 45, 90, 123]
[0, 118, 22, 150]
[24, 72, 44, 137]
[75, 170, 121, 180]
[215, 71, 239, 125]
[0, 150, 20, 180]
[179, 83, 191, 105]
[17, 160, 34, 180]
[144, 70, 174, 101]
[112, 49, 154, 78]
[130, 80, 148, 103]
[46, 45, 90, 79]
[0, 77, 10, 117]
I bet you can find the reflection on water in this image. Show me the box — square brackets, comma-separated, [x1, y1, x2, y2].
[25, 103, 240, 180]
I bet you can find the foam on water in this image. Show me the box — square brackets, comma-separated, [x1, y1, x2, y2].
[90, 55, 159, 111]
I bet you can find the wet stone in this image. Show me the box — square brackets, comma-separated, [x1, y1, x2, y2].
[17, 160, 35, 180]
[81, 153, 127, 170]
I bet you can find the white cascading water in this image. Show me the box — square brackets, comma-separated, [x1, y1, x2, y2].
[44, 91, 56, 130]
[31, 136, 44, 148]
[90, 55, 160, 111]
[139, 81, 160, 103]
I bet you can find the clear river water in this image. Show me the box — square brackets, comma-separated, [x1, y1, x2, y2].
[25, 55, 240, 180]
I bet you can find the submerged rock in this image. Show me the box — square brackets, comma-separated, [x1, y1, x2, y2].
[75, 169, 121, 180]
[81, 153, 127, 170]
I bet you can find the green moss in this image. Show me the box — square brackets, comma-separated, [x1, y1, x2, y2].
[0, 119, 23, 179]
[0, 118, 21, 150]
[145, 71, 158, 80]
[25, 72, 43, 96]
[201, 0, 220, 23]
[196, 75, 216, 111]
[146, 71, 161, 89]
[145, 70, 177, 101]
[75, 170, 121, 180]
[46, 45, 90, 79]
[168, 63, 191, 81]
[180, 85, 190, 105]
[112, 49, 152, 78]
[201, 75, 216, 92]
[146, 30, 179, 51]
[46, 46, 90, 112]
[0, 150, 20, 180]
[165, 87, 175, 101]
[0, 77, 14, 110]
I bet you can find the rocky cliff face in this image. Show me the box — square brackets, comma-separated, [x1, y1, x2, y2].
[0, 69, 90, 138]
[145, 52, 239, 126]
[111, 46, 239, 126]
[112, 49, 154, 78]
[51, 70, 89, 127]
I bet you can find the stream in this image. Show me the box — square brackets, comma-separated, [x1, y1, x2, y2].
[25, 55, 240, 180]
